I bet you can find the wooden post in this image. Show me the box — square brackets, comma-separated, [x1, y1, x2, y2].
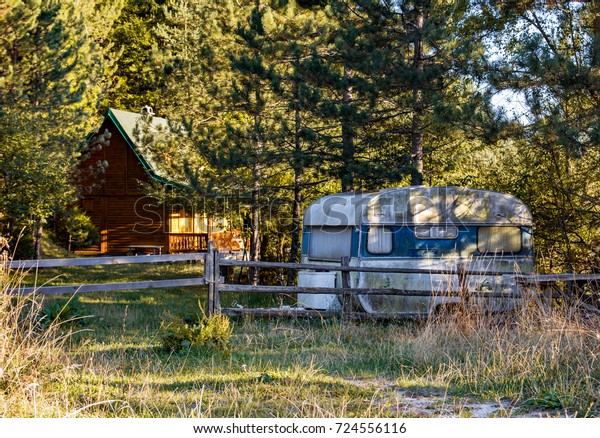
[341, 256, 352, 321]
[458, 263, 469, 312]
[566, 278, 575, 306]
[206, 242, 215, 316]
[213, 248, 221, 315]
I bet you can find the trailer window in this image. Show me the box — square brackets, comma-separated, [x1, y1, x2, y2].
[367, 226, 393, 254]
[478, 226, 522, 253]
[308, 226, 352, 261]
[415, 225, 458, 239]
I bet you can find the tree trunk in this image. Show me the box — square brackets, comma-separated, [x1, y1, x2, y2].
[249, 156, 261, 286]
[288, 173, 302, 269]
[410, 4, 425, 186]
[592, 1, 600, 112]
[7, 217, 15, 255]
[249, 90, 263, 286]
[287, 119, 303, 285]
[287, 58, 304, 285]
[341, 68, 355, 192]
[33, 218, 44, 260]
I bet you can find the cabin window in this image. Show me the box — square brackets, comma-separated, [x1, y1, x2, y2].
[169, 208, 208, 234]
[477, 226, 522, 253]
[415, 225, 458, 239]
[169, 210, 191, 233]
[308, 226, 352, 261]
[367, 226, 393, 254]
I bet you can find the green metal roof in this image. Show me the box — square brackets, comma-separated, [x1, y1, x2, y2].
[106, 108, 184, 188]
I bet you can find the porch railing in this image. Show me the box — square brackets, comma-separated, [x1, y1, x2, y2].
[167, 233, 208, 253]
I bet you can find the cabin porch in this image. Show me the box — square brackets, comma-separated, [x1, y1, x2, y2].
[167, 232, 209, 253]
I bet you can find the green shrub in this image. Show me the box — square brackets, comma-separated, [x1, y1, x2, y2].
[39, 295, 88, 330]
[160, 303, 233, 353]
[53, 209, 100, 250]
[9, 232, 34, 260]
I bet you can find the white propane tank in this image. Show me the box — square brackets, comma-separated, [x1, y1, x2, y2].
[297, 271, 340, 310]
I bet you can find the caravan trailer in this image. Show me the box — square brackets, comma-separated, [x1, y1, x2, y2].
[298, 187, 534, 316]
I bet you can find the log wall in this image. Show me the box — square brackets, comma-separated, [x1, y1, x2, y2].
[78, 117, 167, 254]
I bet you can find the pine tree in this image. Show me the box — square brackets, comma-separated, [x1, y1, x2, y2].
[327, 0, 485, 187]
[222, 1, 278, 283]
[297, 1, 371, 192]
[0, 0, 110, 258]
[104, 0, 166, 111]
[154, 0, 247, 191]
[263, 1, 329, 280]
[476, 0, 600, 272]
[155, 0, 280, 280]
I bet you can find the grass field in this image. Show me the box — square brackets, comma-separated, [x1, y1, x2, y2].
[1, 257, 599, 418]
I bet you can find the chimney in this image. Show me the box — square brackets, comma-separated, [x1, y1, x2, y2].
[140, 105, 155, 116]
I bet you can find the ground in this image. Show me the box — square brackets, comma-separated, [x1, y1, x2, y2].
[3, 258, 597, 418]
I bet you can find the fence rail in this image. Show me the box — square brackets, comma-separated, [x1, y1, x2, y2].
[209, 252, 570, 318]
[6, 252, 207, 296]
[8, 252, 206, 269]
[516, 273, 600, 284]
[218, 258, 504, 277]
[5, 242, 599, 319]
[218, 284, 528, 299]
[16, 278, 208, 296]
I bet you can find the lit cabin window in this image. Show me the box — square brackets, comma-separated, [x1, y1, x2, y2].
[169, 208, 207, 234]
[477, 226, 522, 253]
[367, 226, 393, 254]
[194, 215, 208, 233]
[308, 226, 352, 261]
[169, 210, 192, 233]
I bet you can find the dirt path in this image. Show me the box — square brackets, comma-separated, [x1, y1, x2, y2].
[345, 378, 566, 418]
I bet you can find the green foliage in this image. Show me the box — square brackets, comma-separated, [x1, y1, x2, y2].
[103, 0, 164, 110]
[0, 0, 114, 258]
[525, 391, 563, 411]
[39, 296, 88, 330]
[53, 209, 101, 251]
[456, 1, 600, 273]
[290, 0, 488, 189]
[160, 304, 233, 353]
[1, 0, 599, 274]
[9, 231, 35, 261]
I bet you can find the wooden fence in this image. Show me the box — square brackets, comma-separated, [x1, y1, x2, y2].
[209, 252, 570, 319]
[6, 243, 600, 319]
[207, 249, 600, 319]
[7, 252, 207, 296]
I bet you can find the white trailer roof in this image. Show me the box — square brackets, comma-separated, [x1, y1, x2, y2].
[303, 192, 376, 226]
[304, 187, 532, 227]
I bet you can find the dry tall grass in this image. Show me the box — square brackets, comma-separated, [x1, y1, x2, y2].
[414, 298, 600, 416]
[1, 259, 598, 417]
[0, 263, 77, 417]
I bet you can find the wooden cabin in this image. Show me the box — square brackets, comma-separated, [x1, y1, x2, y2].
[78, 108, 243, 255]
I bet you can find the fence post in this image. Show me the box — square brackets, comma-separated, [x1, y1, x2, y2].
[341, 257, 352, 321]
[206, 242, 215, 316]
[458, 263, 469, 312]
[213, 248, 221, 315]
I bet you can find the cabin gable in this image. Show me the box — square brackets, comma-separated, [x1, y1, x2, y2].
[77, 108, 240, 255]
[78, 110, 169, 254]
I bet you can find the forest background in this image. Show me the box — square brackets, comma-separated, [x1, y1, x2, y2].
[1, 0, 599, 276]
